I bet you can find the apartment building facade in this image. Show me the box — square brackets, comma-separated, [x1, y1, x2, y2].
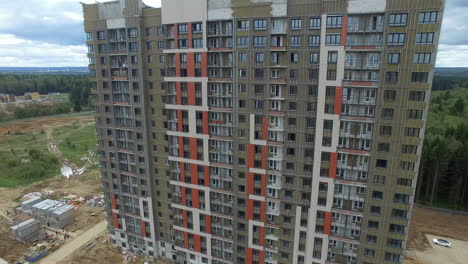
[82, 0, 445, 263]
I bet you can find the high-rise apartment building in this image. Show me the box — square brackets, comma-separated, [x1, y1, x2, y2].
[82, 0, 445, 263]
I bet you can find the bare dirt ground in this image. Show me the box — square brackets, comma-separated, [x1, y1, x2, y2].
[0, 114, 92, 135]
[407, 234, 468, 264]
[0, 215, 30, 263]
[405, 206, 468, 263]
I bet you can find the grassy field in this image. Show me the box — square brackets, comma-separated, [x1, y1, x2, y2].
[0, 131, 59, 187]
[53, 123, 97, 167]
[0, 113, 95, 188]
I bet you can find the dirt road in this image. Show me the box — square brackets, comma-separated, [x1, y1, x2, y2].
[38, 220, 107, 264]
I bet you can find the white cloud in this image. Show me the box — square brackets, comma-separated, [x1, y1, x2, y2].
[436, 45, 468, 67]
[0, 34, 87, 67]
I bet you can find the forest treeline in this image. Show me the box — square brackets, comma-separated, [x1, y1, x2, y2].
[0, 74, 91, 113]
[417, 88, 468, 211]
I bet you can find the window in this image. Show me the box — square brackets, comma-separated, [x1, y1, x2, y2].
[129, 42, 138, 51]
[327, 70, 337, 81]
[386, 72, 399, 83]
[377, 143, 390, 153]
[177, 24, 188, 35]
[145, 28, 152, 37]
[87, 44, 94, 53]
[380, 125, 392, 136]
[310, 17, 321, 29]
[157, 26, 164, 35]
[327, 16, 342, 28]
[291, 53, 299, 63]
[409, 91, 425, 101]
[389, 13, 408, 26]
[364, 249, 375, 257]
[128, 28, 138, 38]
[419, 11, 438, 24]
[382, 108, 394, 119]
[394, 193, 410, 204]
[309, 35, 320, 47]
[416, 33, 434, 45]
[372, 191, 383, 200]
[387, 33, 405, 45]
[255, 53, 265, 63]
[193, 38, 203, 48]
[98, 44, 107, 53]
[239, 53, 247, 62]
[237, 37, 249, 47]
[402, 144, 418, 154]
[325, 34, 341, 46]
[407, 109, 424, 120]
[291, 36, 302, 47]
[86, 32, 93, 40]
[178, 39, 188, 48]
[308, 85, 318, 96]
[398, 178, 413, 187]
[146, 42, 153, 50]
[255, 69, 264, 79]
[254, 36, 267, 47]
[97, 31, 106, 40]
[368, 220, 379, 229]
[328, 51, 338, 63]
[157, 41, 164, 49]
[411, 72, 429, 82]
[414, 53, 432, 64]
[291, 19, 302, 30]
[384, 90, 396, 101]
[237, 20, 249, 30]
[239, 69, 247, 78]
[389, 224, 406, 234]
[254, 19, 267, 30]
[376, 159, 387, 168]
[387, 53, 400, 64]
[405, 127, 420, 137]
[388, 238, 403, 249]
[367, 235, 377, 244]
[192, 23, 203, 33]
[310, 52, 319, 63]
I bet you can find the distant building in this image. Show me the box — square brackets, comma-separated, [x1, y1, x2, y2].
[0, 94, 16, 103]
[24, 92, 40, 101]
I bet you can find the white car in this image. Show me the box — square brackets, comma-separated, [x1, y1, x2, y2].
[432, 238, 451, 248]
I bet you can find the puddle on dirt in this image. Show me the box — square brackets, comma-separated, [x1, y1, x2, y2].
[61, 165, 73, 178]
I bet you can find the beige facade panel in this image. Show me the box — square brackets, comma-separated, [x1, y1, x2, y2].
[348, 0, 386, 13]
[162, 0, 207, 24]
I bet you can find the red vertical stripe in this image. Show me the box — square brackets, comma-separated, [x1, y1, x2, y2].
[246, 248, 253, 264]
[187, 82, 196, 105]
[192, 189, 199, 209]
[247, 199, 254, 220]
[194, 234, 201, 252]
[175, 53, 181, 77]
[190, 164, 198, 184]
[141, 221, 147, 237]
[176, 82, 182, 105]
[112, 213, 119, 228]
[341, 16, 348, 46]
[184, 232, 189, 249]
[111, 194, 117, 210]
[329, 152, 338, 179]
[259, 226, 265, 246]
[247, 172, 255, 195]
[178, 136, 184, 158]
[324, 212, 333, 235]
[202, 111, 209, 135]
[174, 24, 178, 49]
[189, 138, 198, 161]
[188, 23, 193, 49]
[205, 215, 211, 234]
[334, 86, 343, 115]
[180, 162, 186, 182]
[261, 174, 267, 197]
[187, 53, 195, 77]
[258, 249, 264, 264]
[262, 117, 268, 140]
[261, 146, 267, 170]
[181, 187, 187, 206]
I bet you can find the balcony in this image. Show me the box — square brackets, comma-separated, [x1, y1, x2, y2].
[344, 60, 380, 70]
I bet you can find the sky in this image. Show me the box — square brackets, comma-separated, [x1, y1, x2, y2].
[0, 0, 465, 67]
